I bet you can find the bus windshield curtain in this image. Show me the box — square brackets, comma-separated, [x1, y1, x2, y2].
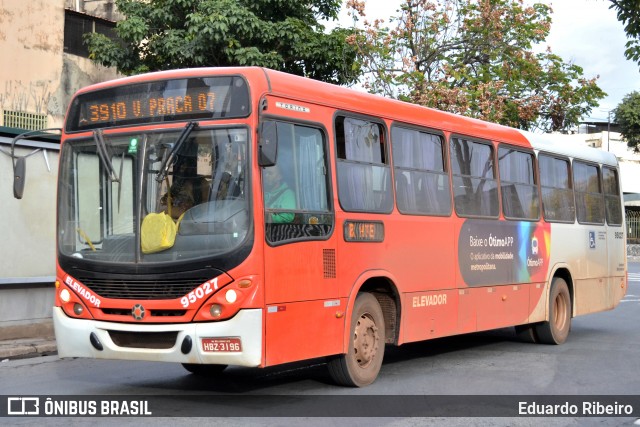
[344, 119, 376, 211]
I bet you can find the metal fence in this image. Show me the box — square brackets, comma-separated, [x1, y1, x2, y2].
[626, 209, 640, 244]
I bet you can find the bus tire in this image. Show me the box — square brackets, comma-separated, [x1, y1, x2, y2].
[327, 293, 385, 387]
[182, 363, 227, 376]
[534, 277, 572, 345]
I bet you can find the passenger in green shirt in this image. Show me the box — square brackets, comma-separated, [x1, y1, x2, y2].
[264, 165, 295, 223]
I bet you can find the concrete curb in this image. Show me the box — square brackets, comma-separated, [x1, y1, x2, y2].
[0, 338, 57, 361]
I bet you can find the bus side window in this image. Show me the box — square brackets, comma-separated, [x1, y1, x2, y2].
[264, 121, 333, 244]
[539, 154, 575, 223]
[391, 125, 451, 216]
[573, 161, 605, 225]
[498, 147, 539, 220]
[450, 137, 498, 218]
[335, 116, 392, 213]
[603, 166, 623, 226]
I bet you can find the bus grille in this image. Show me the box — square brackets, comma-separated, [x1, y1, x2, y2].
[101, 308, 187, 317]
[108, 331, 178, 349]
[71, 276, 209, 300]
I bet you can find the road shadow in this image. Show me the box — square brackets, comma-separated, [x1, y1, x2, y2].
[132, 326, 531, 393]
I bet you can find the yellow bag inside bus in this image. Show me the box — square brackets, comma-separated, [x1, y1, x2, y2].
[141, 178, 185, 254]
[141, 212, 179, 254]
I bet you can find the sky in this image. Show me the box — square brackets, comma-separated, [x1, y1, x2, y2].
[331, 0, 640, 123]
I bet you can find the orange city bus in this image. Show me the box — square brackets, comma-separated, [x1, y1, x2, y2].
[46, 67, 626, 386]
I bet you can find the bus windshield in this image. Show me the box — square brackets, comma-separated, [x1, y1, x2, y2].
[57, 127, 250, 264]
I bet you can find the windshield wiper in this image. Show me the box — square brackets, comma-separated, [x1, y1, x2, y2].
[93, 129, 120, 183]
[156, 121, 199, 183]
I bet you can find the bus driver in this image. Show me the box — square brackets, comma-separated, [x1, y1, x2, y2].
[263, 165, 295, 223]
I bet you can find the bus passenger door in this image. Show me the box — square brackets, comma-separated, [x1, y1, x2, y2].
[572, 161, 611, 315]
[260, 119, 342, 366]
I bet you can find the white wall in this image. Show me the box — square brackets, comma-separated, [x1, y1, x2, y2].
[0, 141, 59, 284]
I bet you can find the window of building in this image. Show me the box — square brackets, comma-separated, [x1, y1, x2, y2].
[391, 126, 451, 216]
[2, 110, 48, 131]
[336, 116, 392, 213]
[64, 10, 117, 58]
[498, 147, 539, 220]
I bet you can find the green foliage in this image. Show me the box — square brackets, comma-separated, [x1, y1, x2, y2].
[610, 0, 640, 65]
[85, 0, 358, 85]
[613, 91, 640, 151]
[347, 0, 605, 132]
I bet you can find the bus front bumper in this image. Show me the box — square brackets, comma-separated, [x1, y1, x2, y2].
[52, 306, 263, 367]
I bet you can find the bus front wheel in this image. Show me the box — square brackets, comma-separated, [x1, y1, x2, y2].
[535, 277, 572, 345]
[328, 293, 386, 387]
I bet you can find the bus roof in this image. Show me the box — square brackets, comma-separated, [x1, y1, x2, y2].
[522, 130, 619, 167]
[262, 68, 530, 145]
[72, 67, 616, 167]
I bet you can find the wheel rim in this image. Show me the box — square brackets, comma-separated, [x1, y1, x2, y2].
[553, 291, 569, 332]
[353, 312, 380, 368]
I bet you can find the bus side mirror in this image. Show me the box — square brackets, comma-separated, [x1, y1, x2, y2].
[13, 157, 26, 199]
[258, 121, 278, 167]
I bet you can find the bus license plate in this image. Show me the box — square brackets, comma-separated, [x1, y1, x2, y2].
[201, 338, 242, 353]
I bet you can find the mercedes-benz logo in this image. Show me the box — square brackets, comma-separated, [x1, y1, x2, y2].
[132, 304, 146, 320]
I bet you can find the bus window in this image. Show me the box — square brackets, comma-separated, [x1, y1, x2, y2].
[539, 154, 575, 223]
[450, 137, 498, 217]
[110, 155, 134, 234]
[603, 167, 623, 226]
[391, 126, 451, 216]
[76, 152, 102, 245]
[263, 121, 332, 244]
[336, 116, 392, 213]
[573, 161, 605, 225]
[498, 147, 539, 220]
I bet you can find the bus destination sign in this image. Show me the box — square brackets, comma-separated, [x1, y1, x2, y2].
[343, 221, 384, 242]
[66, 76, 250, 132]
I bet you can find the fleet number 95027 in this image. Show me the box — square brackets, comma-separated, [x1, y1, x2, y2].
[181, 278, 218, 308]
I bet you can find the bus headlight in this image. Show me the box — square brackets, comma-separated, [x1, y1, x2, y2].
[60, 289, 71, 303]
[225, 289, 238, 303]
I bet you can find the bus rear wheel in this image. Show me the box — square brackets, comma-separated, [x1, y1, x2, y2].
[328, 293, 385, 387]
[535, 277, 572, 345]
[182, 363, 227, 376]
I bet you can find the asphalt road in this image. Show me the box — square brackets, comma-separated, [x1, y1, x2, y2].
[1, 262, 639, 426]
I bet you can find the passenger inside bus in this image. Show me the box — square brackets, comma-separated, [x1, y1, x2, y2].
[172, 153, 210, 205]
[159, 180, 196, 221]
[263, 165, 295, 223]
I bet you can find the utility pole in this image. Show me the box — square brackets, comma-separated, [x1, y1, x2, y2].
[607, 110, 611, 151]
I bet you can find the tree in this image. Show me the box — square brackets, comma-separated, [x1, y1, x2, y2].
[609, 0, 640, 65]
[346, 0, 606, 132]
[613, 91, 640, 151]
[86, 0, 359, 85]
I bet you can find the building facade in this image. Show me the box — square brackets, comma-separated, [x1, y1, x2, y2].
[0, 0, 119, 339]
